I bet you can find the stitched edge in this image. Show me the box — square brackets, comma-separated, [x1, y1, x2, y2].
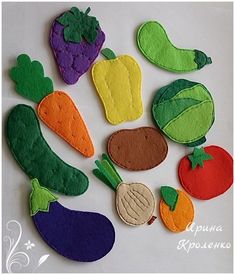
[154, 100, 214, 144]
[32, 202, 115, 261]
[115, 182, 155, 226]
[159, 190, 194, 232]
[137, 21, 199, 73]
[6, 104, 89, 196]
[107, 127, 168, 171]
[178, 145, 233, 199]
[91, 55, 143, 125]
[37, 91, 94, 157]
[50, 20, 105, 85]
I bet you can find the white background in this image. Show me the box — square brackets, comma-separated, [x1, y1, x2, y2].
[2, 2, 233, 273]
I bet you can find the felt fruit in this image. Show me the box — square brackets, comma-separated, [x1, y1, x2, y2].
[107, 127, 168, 171]
[6, 104, 88, 196]
[178, 146, 233, 200]
[30, 179, 115, 262]
[50, 7, 105, 84]
[10, 54, 94, 157]
[91, 48, 143, 125]
[137, 21, 212, 73]
[159, 186, 194, 232]
[152, 79, 215, 147]
[93, 154, 155, 226]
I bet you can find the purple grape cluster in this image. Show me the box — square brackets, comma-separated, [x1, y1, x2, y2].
[50, 21, 105, 85]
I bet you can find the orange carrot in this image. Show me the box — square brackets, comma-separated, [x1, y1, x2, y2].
[38, 91, 94, 157]
[9, 54, 94, 158]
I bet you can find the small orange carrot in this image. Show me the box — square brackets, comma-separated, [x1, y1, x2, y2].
[9, 54, 94, 157]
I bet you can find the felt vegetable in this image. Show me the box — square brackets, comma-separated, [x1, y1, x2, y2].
[152, 79, 215, 147]
[9, 54, 94, 157]
[6, 104, 88, 196]
[50, 7, 105, 84]
[137, 21, 212, 73]
[93, 154, 155, 226]
[159, 186, 194, 232]
[107, 127, 168, 171]
[91, 48, 143, 125]
[30, 179, 115, 262]
[178, 146, 233, 199]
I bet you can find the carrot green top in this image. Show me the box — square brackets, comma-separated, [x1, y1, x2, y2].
[9, 54, 54, 103]
[56, 7, 100, 44]
[93, 153, 123, 191]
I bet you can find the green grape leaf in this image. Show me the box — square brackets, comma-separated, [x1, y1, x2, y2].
[56, 7, 100, 44]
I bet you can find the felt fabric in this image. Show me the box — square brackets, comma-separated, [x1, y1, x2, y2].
[178, 145, 233, 200]
[6, 104, 89, 196]
[31, 181, 115, 262]
[188, 147, 213, 169]
[56, 7, 99, 44]
[50, 16, 105, 85]
[159, 189, 194, 232]
[116, 182, 155, 226]
[101, 48, 117, 59]
[93, 154, 155, 226]
[38, 91, 94, 157]
[91, 54, 143, 125]
[137, 21, 212, 72]
[9, 54, 53, 103]
[30, 179, 58, 216]
[160, 186, 178, 211]
[152, 79, 215, 145]
[107, 127, 168, 171]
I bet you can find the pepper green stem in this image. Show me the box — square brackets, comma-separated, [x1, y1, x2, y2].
[101, 48, 117, 60]
[188, 147, 213, 170]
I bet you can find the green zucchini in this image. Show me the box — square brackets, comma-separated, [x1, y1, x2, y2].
[137, 21, 212, 73]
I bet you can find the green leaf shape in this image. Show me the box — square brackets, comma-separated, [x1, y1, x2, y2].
[162, 100, 214, 144]
[194, 50, 212, 69]
[153, 98, 201, 128]
[160, 186, 178, 211]
[153, 79, 199, 105]
[172, 84, 212, 102]
[30, 178, 58, 216]
[188, 147, 213, 169]
[101, 48, 117, 60]
[9, 54, 54, 103]
[56, 7, 99, 44]
[94, 154, 122, 191]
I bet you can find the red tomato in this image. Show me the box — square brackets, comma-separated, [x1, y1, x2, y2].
[178, 145, 233, 200]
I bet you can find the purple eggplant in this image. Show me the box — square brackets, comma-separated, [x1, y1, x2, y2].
[50, 7, 105, 85]
[30, 179, 115, 262]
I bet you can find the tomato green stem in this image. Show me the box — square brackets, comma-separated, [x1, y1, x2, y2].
[188, 147, 213, 170]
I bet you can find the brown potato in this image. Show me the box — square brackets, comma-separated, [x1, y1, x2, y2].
[107, 127, 168, 171]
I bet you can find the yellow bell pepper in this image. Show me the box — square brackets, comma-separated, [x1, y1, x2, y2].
[91, 48, 143, 125]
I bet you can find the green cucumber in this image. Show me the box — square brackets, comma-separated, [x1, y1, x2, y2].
[137, 21, 212, 73]
[6, 104, 89, 196]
